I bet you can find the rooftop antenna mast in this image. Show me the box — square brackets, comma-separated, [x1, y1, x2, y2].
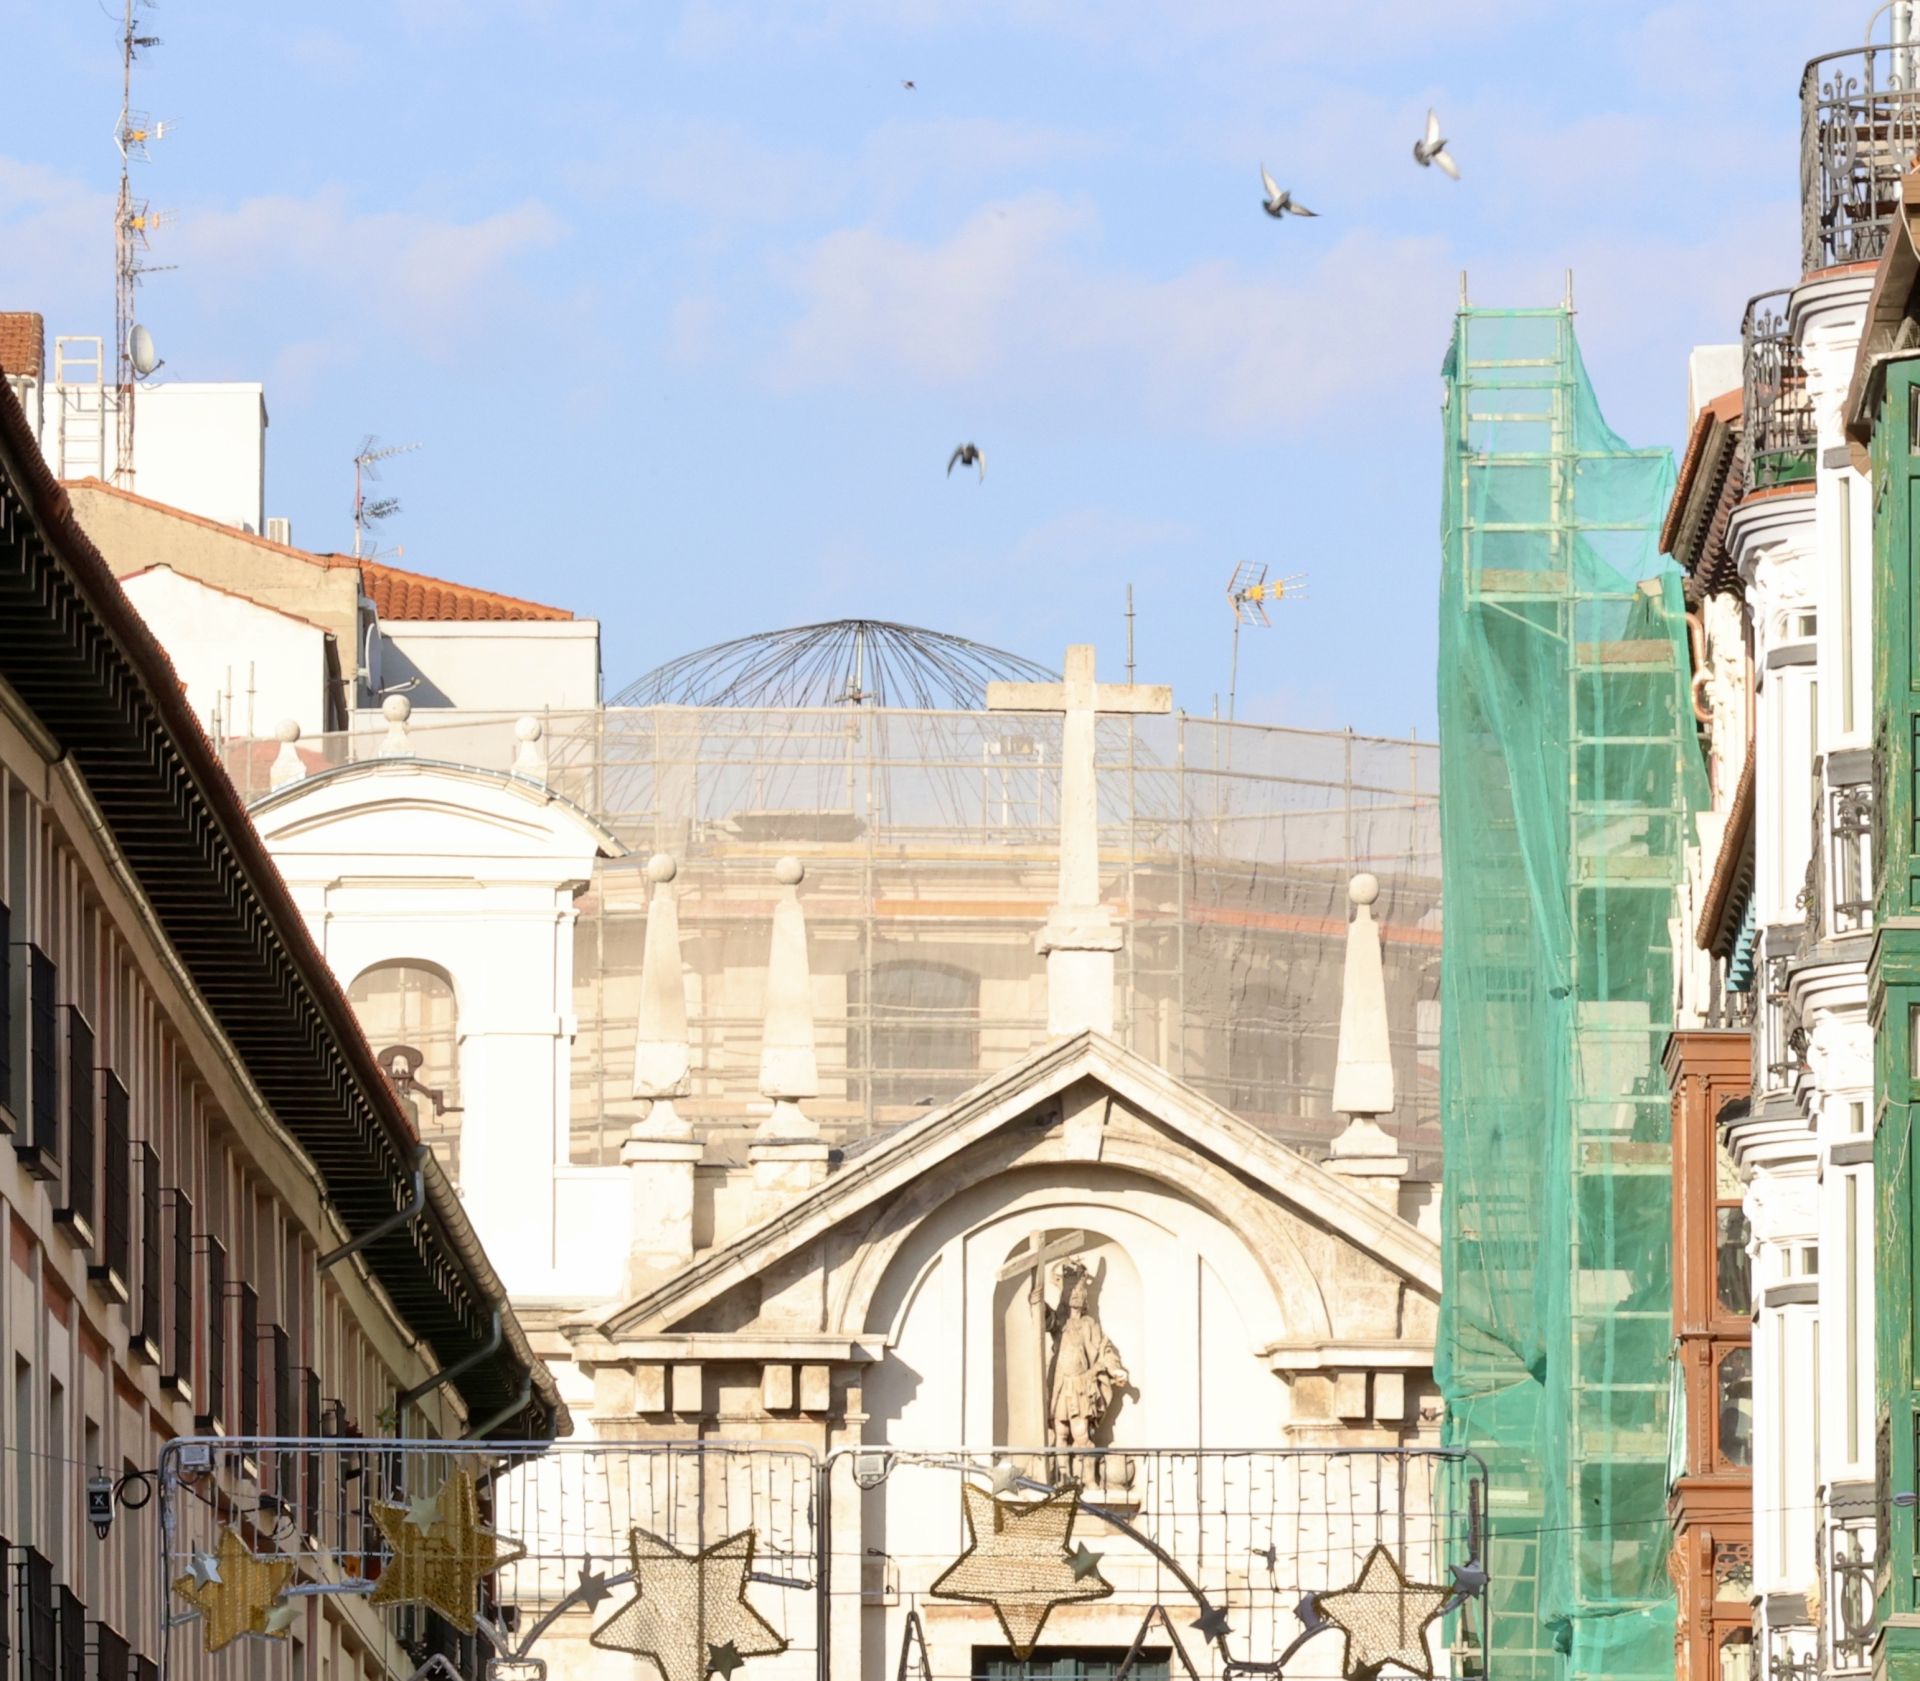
[353, 436, 421, 558]
[113, 0, 170, 487]
[1226, 561, 1306, 724]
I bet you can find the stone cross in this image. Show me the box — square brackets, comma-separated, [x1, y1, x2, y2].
[987, 644, 1171, 1036]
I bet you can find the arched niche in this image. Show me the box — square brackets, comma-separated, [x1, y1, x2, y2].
[348, 958, 463, 1181]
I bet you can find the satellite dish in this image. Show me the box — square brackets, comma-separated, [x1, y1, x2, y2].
[128, 323, 162, 378]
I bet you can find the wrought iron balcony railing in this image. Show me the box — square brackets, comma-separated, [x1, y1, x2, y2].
[1743, 290, 1816, 490]
[1802, 43, 1920, 274]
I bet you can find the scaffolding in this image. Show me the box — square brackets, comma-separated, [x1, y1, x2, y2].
[224, 706, 1442, 1172]
[1436, 305, 1700, 1681]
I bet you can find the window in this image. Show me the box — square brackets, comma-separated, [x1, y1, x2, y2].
[160, 1190, 193, 1400]
[974, 1653, 1169, 1680]
[1715, 1207, 1752, 1317]
[53, 1007, 95, 1244]
[90, 1073, 130, 1300]
[347, 962, 461, 1178]
[1715, 1345, 1753, 1468]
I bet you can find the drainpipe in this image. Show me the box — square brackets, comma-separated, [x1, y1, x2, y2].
[317, 1145, 429, 1271]
[462, 1376, 533, 1443]
[394, 1309, 503, 1438]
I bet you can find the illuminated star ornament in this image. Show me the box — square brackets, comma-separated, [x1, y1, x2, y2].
[170, 1527, 296, 1653]
[368, 1467, 525, 1634]
[1309, 1544, 1453, 1680]
[930, 1484, 1113, 1657]
[589, 1527, 787, 1681]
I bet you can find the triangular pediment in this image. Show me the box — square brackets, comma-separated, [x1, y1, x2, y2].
[596, 1031, 1438, 1343]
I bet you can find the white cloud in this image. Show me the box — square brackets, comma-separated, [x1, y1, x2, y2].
[178, 191, 565, 355]
[769, 192, 1452, 435]
[0, 157, 113, 318]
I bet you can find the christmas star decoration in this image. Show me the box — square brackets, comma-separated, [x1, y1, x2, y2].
[1191, 1600, 1232, 1642]
[184, 1547, 223, 1589]
[1069, 1542, 1103, 1581]
[1446, 1559, 1489, 1607]
[929, 1484, 1113, 1657]
[405, 1488, 443, 1532]
[368, 1467, 525, 1634]
[1310, 1544, 1452, 1679]
[576, 1563, 613, 1613]
[171, 1527, 296, 1653]
[988, 1460, 1021, 1496]
[589, 1527, 787, 1681]
[262, 1599, 299, 1636]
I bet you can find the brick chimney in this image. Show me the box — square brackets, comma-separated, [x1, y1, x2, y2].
[0, 313, 46, 380]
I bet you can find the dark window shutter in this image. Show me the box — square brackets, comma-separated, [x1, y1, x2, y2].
[88, 1621, 128, 1681]
[267, 1326, 292, 1498]
[0, 1534, 11, 1675]
[133, 1145, 161, 1362]
[18, 947, 58, 1178]
[88, 1073, 129, 1297]
[300, 1368, 322, 1536]
[21, 1547, 54, 1681]
[196, 1236, 227, 1433]
[54, 1586, 83, 1681]
[161, 1190, 193, 1398]
[133, 1658, 158, 1681]
[53, 1008, 95, 1242]
[236, 1284, 259, 1439]
[0, 898, 13, 1125]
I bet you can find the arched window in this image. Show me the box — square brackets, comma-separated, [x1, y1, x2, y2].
[347, 962, 462, 1180]
[858, 959, 980, 1112]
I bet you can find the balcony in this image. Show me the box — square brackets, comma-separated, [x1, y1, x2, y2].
[1802, 43, 1920, 274]
[1742, 290, 1816, 491]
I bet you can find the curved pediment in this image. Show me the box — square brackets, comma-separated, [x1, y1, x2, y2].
[251, 759, 623, 874]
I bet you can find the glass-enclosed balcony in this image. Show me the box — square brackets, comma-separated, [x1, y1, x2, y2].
[1802, 42, 1920, 274]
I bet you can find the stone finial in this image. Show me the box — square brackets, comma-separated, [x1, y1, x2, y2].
[378, 693, 413, 758]
[269, 719, 306, 790]
[758, 858, 819, 1137]
[628, 851, 692, 1140]
[513, 715, 548, 781]
[1327, 872, 1407, 1201]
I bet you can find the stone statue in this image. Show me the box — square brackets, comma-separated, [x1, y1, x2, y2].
[1030, 1259, 1129, 1488]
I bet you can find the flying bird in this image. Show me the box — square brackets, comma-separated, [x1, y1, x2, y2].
[1413, 109, 1460, 178]
[901, 78, 916, 90]
[1259, 165, 1316, 219]
[947, 442, 985, 482]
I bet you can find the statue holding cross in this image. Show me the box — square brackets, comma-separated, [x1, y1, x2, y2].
[987, 644, 1171, 1036]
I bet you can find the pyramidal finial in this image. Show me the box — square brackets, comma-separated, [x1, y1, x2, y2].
[631, 852, 692, 1138]
[758, 857, 820, 1140]
[1331, 872, 1394, 1119]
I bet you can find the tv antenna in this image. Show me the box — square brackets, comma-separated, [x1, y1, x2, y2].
[1226, 561, 1305, 724]
[353, 436, 421, 557]
[113, 0, 169, 488]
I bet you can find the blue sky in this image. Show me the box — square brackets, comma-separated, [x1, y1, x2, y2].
[0, 0, 1867, 735]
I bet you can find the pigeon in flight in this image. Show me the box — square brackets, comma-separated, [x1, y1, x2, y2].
[1413, 109, 1459, 178]
[901, 78, 916, 90]
[1259, 165, 1316, 219]
[947, 442, 985, 482]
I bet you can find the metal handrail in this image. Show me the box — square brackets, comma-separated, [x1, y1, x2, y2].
[1801, 42, 1920, 274]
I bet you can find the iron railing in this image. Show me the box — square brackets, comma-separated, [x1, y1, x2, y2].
[1743, 290, 1816, 490]
[1802, 43, 1920, 274]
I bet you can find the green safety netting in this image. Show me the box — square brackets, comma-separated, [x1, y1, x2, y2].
[1436, 308, 1704, 1681]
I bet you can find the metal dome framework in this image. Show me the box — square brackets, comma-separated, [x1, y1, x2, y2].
[613, 619, 1058, 710]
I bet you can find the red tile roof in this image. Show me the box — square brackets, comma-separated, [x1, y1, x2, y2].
[360, 560, 572, 622]
[0, 313, 46, 380]
[64, 477, 573, 621]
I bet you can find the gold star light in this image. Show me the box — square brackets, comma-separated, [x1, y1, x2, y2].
[1310, 1544, 1452, 1680]
[589, 1527, 787, 1681]
[171, 1527, 296, 1653]
[929, 1484, 1113, 1657]
[368, 1467, 525, 1634]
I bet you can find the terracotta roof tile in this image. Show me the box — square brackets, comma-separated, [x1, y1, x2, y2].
[64, 477, 573, 621]
[360, 560, 572, 622]
[0, 312, 46, 380]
